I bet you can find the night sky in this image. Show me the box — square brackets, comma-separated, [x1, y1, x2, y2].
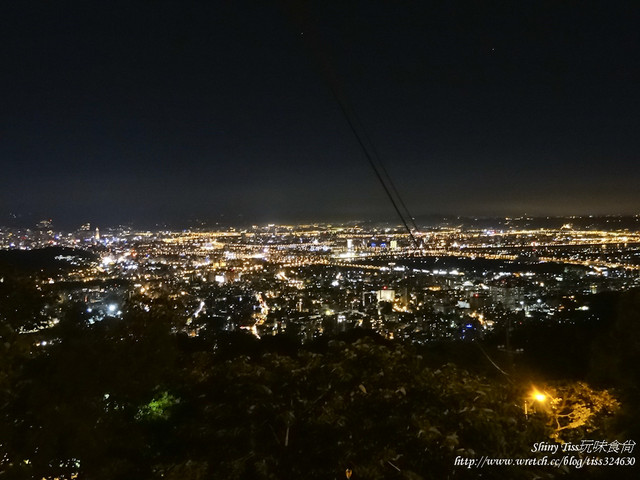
[2, 1, 639, 228]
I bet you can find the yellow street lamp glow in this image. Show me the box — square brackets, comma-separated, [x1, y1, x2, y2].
[534, 392, 547, 403]
[531, 387, 547, 403]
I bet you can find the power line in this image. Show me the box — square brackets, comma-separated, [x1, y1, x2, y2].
[286, 6, 419, 247]
[326, 88, 419, 248]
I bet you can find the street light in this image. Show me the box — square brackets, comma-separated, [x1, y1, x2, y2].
[534, 392, 547, 403]
[525, 387, 547, 418]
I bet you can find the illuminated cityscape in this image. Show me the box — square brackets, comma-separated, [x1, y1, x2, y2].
[2, 216, 639, 480]
[2, 0, 640, 478]
[3, 217, 639, 344]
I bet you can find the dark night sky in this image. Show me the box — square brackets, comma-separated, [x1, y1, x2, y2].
[1, 1, 639, 228]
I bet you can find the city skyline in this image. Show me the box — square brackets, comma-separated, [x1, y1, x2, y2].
[2, 1, 639, 226]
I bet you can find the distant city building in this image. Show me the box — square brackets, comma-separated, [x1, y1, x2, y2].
[377, 289, 395, 302]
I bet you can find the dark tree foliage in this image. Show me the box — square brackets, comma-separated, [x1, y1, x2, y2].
[0, 276, 50, 332]
[0, 289, 634, 479]
[589, 289, 640, 442]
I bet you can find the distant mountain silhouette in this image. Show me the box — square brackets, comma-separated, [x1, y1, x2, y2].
[0, 247, 98, 275]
